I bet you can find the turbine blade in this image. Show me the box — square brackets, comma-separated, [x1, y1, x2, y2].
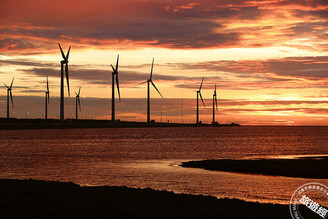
[65, 64, 70, 96]
[199, 77, 204, 91]
[110, 64, 116, 72]
[58, 43, 66, 60]
[48, 92, 50, 104]
[139, 80, 148, 85]
[10, 78, 14, 88]
[75, 91, 78, 96]
[116, 54, 119, 72]
[151, 81, 163, 98]
[66, 46, 71, 60]
[47, 76, 49, 92]
[199, 92, 205, 107]
[78, 97, 81, 111]
[116, 75, 121, 100]
[150, 58, 154, 80]
[10, 90, 14, 108]
[78, 86, 81, 96]
[4, 83, 9, 89]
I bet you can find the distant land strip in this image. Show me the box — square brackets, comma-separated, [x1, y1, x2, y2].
[180, 157, 328, 179]
[0, 118, 239, 130]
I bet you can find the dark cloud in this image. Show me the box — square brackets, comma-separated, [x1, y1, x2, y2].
[173, 56, 328, 79]
[0, 38, 36, 51]
[294, 9, 328, 19]
[0, 0, 326, 51]
[0, 59, 54, 67]
[20, 67, 203, 85]
[0, 57, 207, 86]
[0, 0, 252, 50]
[0, 19, 240, 50]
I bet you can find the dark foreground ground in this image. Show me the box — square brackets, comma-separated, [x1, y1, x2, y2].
[181, 156, 328, 179]
[0, 179, 288, 218]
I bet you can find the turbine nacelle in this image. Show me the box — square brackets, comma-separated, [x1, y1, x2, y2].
[4, 85, 11, 91]
[4, 77, 14, 90]
[75, 86, 81, 98]
[58, 43, 70, 62]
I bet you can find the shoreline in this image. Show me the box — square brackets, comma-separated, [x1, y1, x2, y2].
[0, 118, 239, 130]
[180, 156, 328, 179]
[0, 178, 288, 218]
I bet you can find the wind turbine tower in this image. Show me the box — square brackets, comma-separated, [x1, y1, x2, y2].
[110, 55, 121, 121]
[75, 87, 81, 120]
[212, 84, 218, 125]
[196, 77, 205, 124]
[141, 58, 163, 123]
[4, 78, 14, 119]
[45, 76, 50, 119]
[58, 43, 71, 120]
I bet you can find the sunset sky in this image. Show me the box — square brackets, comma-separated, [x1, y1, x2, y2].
[0, 0, 327, 125]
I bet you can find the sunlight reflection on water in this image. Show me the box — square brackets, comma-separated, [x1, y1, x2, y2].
[0, 126, 327, 204]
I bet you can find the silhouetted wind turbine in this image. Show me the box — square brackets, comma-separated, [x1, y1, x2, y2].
[75, 87, 81, 120]
[212, 84, 218, 125]
[141, 58, 163, 123]
[196, 77, 205, 124]
[58, 43, 71, 120]
[45, 76, 50, 120]
[4, 78, 14, 119]
[110, 55, 121, 121]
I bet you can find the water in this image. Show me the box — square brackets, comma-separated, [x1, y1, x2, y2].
[0, 126, 327, 204]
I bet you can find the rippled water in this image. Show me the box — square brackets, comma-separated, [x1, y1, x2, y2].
[0, 126, 327, 204]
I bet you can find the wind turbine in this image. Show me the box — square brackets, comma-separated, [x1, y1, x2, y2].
[196, 77, 205, 124]
[110, 55, 121, 121]
[212, 84, 218, 125]
[58, 43, 71, 120]
[4, 78, 14, 119]
[75, 87, 81, 120]
[45, 76, 50, 120]
[141, 58, 163, 123]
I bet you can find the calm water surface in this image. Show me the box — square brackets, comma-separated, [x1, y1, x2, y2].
[0, 126, 327, 204]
